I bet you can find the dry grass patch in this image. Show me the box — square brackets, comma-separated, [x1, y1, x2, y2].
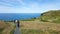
[20, 20, 60, 34]
[0, 21, 15, 34]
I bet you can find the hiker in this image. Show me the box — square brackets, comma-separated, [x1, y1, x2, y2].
[14, 20, 20, 27]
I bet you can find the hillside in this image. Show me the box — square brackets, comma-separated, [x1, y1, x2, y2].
[20, 19, 60, 34]
[40, 10, 60, 23]
[0, 21, 15, 34]
[20, 10, 60, 34]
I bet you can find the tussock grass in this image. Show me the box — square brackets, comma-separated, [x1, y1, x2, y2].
[10, 29, 15, 34]
[20, 20, 60, 34]
[0, 21, 15, 34]
[21, 29, 60, 34]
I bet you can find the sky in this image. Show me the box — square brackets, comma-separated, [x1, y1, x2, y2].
[0, 0, 60, 13]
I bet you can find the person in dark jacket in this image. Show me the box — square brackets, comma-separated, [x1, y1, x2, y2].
[17, 20, 20, 27]
[14, 20, 20, 27]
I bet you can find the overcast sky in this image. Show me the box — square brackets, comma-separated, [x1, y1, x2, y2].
[0, 0, 60, 13]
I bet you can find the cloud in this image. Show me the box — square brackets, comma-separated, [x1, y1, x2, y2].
[17, 0, 25, 5]
[0, 0, 60, 13]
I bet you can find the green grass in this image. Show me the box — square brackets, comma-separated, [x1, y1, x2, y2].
[49, 30, 60, 34]
[21, 29, 60, 34]
[0, 28, 4, 32]
[10, 29, 15, 34]
[0, 28, 4, 34]
[21, 19, 35, 21]
[21, 29, 44, 34]
[51, 19, 60, 23]
[21, 17, 37, 21]
[39, 10, 60, 23]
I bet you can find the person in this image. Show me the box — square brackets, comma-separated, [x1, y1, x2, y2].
[14, 20, 20, 27]
[17, 20, 20, 27]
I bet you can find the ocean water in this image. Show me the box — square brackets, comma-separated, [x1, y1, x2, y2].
[0, 13, 40, 20]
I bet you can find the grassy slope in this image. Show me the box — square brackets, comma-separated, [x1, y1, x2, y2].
[0, 21, 15, 34]
[20, 10, 60, 34]
[40, 10, 60, 23]
[20, 20, 60, 34]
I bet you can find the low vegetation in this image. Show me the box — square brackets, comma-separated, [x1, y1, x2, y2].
[40, 10, 60, 23]
[10, 29, 15, 34]
[20, 20, 60, 34]
[21, 10, 60, 34]
[21, 29, 60, 34]
[0, 21, 15, 34]
[21, 17, 37, 21]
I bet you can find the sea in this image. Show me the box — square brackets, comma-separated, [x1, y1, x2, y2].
[0, 13, 41, 20]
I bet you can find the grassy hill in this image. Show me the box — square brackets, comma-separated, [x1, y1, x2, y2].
[0, 21, 15, 34]
[40, 10, 60, 23]
[21, 10, 60, 34]
[20, 19, 60, 34]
